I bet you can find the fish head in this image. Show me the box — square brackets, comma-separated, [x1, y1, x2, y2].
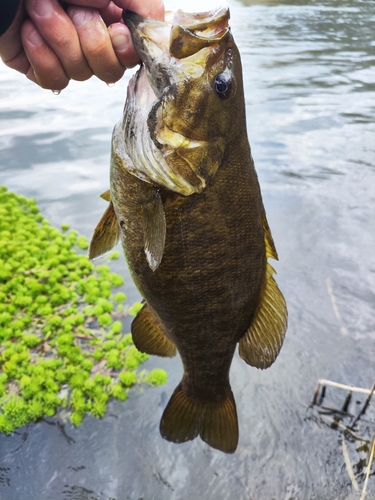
[115, 7, 245, 196]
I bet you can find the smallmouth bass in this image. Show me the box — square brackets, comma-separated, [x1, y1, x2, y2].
[89, 7, 287, 454]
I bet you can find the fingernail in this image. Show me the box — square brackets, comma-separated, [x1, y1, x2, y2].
[27, 27, 44, 46]
[111, 33, 128, 52]
[70, 8, 95, 27]
[32, 0, 54, 17]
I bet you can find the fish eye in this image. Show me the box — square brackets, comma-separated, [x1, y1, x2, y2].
[214, 74, 232, 99]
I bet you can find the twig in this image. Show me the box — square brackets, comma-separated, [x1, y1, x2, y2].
[342, 437, 359, 491]
[360, 437, 375, 500]
[351, 382, 375, 430]
[317, 414, 370, 443]
[342, 389, 352, 413]
[312, 381, 327, 406]
[317, 405, 353, 417]
[317, 379, 373, 396]
[326, 277, 342, 322]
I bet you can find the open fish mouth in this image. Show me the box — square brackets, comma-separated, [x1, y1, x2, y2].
[125, 7, 230, 96]
[112, 7, 232, 196]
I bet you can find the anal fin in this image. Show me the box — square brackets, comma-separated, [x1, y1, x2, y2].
[131, 304, 176, 358]
[160, 383, 238, 454]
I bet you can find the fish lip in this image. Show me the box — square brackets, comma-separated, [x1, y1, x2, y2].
[123, 10, 169, 59]
[122, 10, 142, 27]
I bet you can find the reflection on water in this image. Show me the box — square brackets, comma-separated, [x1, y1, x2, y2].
[0, 0, 374, 498]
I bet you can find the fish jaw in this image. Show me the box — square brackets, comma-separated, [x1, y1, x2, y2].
[124, 8, 230, 96]
[116, 8, 242, 196]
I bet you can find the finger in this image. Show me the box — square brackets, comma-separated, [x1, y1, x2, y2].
[68, 6, 125, 83]
[65, 0, 111, 7]
[25, 64, 39, 85]
[2, 50, 31, 74]
[113, 0, 164, 21]
[25, 0, 93, 81]
[99, 3, 123, 26]
[21, 20, 70, 90]
[109, 23, 139, 68]
[0, 2, 30, 73]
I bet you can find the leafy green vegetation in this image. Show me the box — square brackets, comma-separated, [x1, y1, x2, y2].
[0, 186, 167, 434]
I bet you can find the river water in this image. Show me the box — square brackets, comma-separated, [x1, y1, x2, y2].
[0, 0, 374, 499]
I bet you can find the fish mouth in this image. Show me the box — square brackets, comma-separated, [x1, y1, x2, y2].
[113, 8, 231, 196]
[124, 8, 230, 97]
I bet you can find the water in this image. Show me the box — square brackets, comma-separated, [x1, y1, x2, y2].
[1, 0, 374, 498]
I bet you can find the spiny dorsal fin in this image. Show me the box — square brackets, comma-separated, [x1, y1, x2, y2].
[239, 262, 287, 369]
[88, 201, 120, 260]
[131, 303, 176, 357]
[160, 383, 238, 454]
[262, 211, 278, 260]
[143, 191, 166, 272]
[100, 189, 111, 202]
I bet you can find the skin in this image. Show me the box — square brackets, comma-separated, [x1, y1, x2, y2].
[0, 0, 164, 90]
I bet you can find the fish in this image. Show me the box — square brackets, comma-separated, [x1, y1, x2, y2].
[89, 6, 287, 454]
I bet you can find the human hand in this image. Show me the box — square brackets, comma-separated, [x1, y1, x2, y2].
[0, 0, 164, 91]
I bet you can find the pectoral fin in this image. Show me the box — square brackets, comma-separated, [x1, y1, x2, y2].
[131, 303, 176, 357]
[239, 212, 287, 369]
[143, 191, 166, 271]
[88, 201, 120, 260]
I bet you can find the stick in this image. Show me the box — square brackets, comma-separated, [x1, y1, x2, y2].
[312, 380, 322, 405]
[341, 389, 352, 413]
[318, 415, 370, 443]
[360, 437, 375, 500]
[326, 277, 342, 322]
[318, 405, 353, 417]
[342, 438, 359, 491]
[351, 382, 375, 430]
[317, 379, 373, 396]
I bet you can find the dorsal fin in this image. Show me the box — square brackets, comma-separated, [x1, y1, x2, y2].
[88, 201, 120, 260]
[100, 189, 111, 202]
[239, 211, 287, 369]
[262, 211, 278, 260]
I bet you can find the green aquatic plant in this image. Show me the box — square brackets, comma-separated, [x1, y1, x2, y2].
[0, 186, 167, 434]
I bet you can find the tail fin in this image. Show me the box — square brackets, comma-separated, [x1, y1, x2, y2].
[160, 383, 238, 454]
